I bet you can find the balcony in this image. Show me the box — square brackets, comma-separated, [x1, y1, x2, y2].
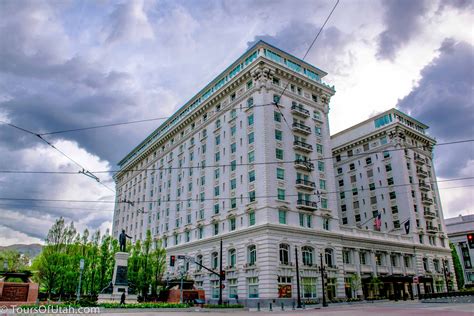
[293, 140, 313, 153]
[424, 211, 435, 219]
[419, 183, 431, 192]
[296, 179, 316, 191]
[292, 122, 311, 135]
[426, 226, 439, 234]
[392, 266, 404, 275]
[294, 159, 314, 171]
[360, 264, 373, 273]
[417, 168, 429, 178]
[343, 263, 357, 272]
[291, 104, 310, 118]
[296, 199, 318, 211]
[415, 156, 425, 165]
[422, 197, 434, 205]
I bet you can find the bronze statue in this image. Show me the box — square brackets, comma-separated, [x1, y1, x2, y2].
[119, 229, 132, 252]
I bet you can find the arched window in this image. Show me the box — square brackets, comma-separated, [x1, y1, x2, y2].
[302, 246, 314, 266]
[228, 248, 236, 268]
[196, 254, 203, 271]
[211, 252, 219, 269]
[325, 248, 333, 267]
[248, 245, 257, 265]
[279, 244, 290, 265]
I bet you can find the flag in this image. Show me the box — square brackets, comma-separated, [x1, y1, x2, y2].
[404, 220, 410, 234]
[374, 212, 382, 231]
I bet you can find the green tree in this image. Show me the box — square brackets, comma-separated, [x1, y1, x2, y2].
[0, 249, 29, 271]
[450, 242, 464, 289]
[349, 274, 362, 298]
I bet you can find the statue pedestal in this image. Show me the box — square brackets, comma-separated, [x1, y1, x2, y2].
[98, 252, 137, 303]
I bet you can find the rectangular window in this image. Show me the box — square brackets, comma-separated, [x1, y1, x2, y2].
[276, 148, 284, 160]
[277, 188, 285, 200]
[214, 203, 219, 214]
[319, 179, 326, 190]
[248, 277, 259, 298]
[275, 130, 283, 141]
[231, 142, 237, 153]
[215, 135, 220, 145]
[274, 111, 282, 122]
[278, 209, 287, 224]
[248, 170, 256, 182]
[316, 144, 323, 154]
[249, 190, 256, 202]
[248, 114, 254, 126]
[214, 186, 220, 196]
[230, 218, 236, 231]
[299, 213, 304, 226]
[249, 212, 256, 226]
[318, 161, 325, 172]
[231, 125, 236, 136]
[276, 168, 285, 180]
[248, 132, 255, 144]
[231, 198, 237, 209]
[230, 178, 237, 190]
[231, 160, 236, 171]
[315, 127, 322, 136]
[248, 151, 255, 163]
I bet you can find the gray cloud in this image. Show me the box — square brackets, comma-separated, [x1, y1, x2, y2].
[377, 0, 429, 60]
[397, 39, 474, 178]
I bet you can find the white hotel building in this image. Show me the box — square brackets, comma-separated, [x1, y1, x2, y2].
[112, 41, 455, 305]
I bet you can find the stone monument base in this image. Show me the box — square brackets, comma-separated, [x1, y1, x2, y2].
[97, 293, 138, 304]
[98, 252, 137, 303]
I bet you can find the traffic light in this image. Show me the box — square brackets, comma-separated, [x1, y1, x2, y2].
[170, 255, 176, 267]
[220, 270, 226, 281]
[468, 233, 474, 249]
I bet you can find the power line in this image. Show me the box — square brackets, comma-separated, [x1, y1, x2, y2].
[0, 177, 471, 205]
[0, 120, 115, 192]
[273, 0, 339, 132]
[1, 138, 472, 175]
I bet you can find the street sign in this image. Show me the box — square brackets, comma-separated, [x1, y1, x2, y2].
[177, 255, 186, 259]
[413, 276, 419, 284]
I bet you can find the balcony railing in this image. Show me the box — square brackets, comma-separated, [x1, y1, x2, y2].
[294, 159, 314, 171]
[293, 140, 313, 152]
[419, 183, 431, 191]
[297, 199, 318, 210]
[417, 169, 429, 177]
[422, 197, 434, 205]
[415, 156, 425, 165]
[292, 122, 311, 134]
[291, 104, 310, 117]
[296, 179, 316, 190]
[426, 226, 439, 233]
[424, 211, 436, 218]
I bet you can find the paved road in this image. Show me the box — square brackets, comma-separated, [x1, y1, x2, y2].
[99, 301, 473, 316]
[3, 301, 472, 315]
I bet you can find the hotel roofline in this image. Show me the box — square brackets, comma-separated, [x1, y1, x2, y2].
[331, 108, 433, 141]
[117, 40, 334, 170]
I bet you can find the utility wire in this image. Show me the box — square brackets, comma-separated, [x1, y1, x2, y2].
[0, 177, 471, 205]
[0, 120, 115, 192]
[273, 0, 340, 132]
[1, 138, 472, 175]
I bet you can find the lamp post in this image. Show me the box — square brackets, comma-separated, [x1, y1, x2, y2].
[76, 259, 85, 302]
[319, 253, 328, 307]
[179, 265, 185, 304]
[295, 246, 302, 308]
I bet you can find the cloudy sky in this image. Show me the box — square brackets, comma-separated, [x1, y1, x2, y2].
[0, 0, 472, 246]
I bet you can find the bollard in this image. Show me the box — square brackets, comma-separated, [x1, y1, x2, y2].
[292, 301, 296, 310]
[281, 302, 284, 310]
[269, 303, 273, 311]
[257, 302, 260, 311]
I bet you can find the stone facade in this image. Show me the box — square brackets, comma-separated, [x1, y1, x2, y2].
[112, 41, 454, 305]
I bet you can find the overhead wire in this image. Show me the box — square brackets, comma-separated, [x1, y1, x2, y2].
[0, 176, 471, 205]
[0, 120, 115, 192]
[0, 138, 472, 175]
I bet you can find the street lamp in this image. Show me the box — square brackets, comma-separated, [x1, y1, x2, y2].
[76, 259, 85, 302]
[319, 253, 328, 307]
[178, 265, 186, 304]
